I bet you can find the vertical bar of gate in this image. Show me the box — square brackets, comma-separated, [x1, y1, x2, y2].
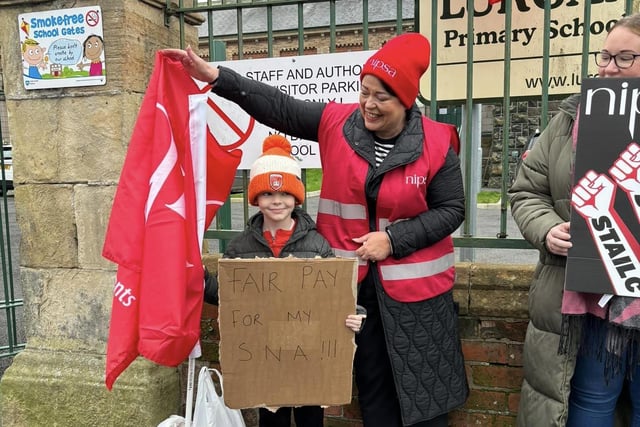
[0, 175, 17, 355]
[0, 86, 20, 357]
[237, 8, 244, 60]
[540, 2, 551, 130]
[498, 0, 513, 238]
[267, 5, 274, 58]
[457, 0, 481, 260]
[362, 0, 369, 51]
[297, 3, 304, 55]
[428, 0, 438, 120]
[582, 2, 592, 79]
[461, 0, 475, 242]
[295, 2, 308, 212]
[362, 0, 369, 49]
[178, 0, 186, 49]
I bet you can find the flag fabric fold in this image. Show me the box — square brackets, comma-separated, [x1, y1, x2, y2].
[103, 52, 241, 390]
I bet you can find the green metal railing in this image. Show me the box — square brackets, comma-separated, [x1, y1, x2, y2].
[0, 87, 23, 362]
[164, 0, 636, 252]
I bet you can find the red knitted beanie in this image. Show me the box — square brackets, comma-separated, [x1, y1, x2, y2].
[248, 135, 305, 206]
[360, 33, 431, 109]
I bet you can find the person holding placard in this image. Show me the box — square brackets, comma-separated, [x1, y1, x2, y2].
[509, 13, 640, 427]
[204, 134, 365, 427]
[164, 32, 467, 427]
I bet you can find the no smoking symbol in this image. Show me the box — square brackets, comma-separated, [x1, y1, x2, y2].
[86, 10, 100, 27]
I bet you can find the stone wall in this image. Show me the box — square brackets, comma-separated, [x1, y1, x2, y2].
[483, 99, 564, 188]
[0, 1, 202, 425]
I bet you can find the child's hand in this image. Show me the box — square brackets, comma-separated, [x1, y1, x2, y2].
[345, 314, 366, 333]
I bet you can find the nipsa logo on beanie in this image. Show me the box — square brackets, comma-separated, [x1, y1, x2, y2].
[367, 58, 397, 78]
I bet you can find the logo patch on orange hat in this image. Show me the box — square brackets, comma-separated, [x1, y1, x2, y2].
[269, 173, 283, 191]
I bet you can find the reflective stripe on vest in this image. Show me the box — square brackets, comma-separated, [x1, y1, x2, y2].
[317, 198, 367, 220]
[380, 252, 455, 280]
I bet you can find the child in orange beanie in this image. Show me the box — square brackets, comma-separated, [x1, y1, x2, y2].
[204, 135, 365, 427]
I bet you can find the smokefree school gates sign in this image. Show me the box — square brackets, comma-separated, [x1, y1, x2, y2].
[19, 6, 106, 89]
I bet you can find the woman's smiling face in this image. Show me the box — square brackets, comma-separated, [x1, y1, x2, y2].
[598, 26, 640, 78]
[359, 75, 407, 139]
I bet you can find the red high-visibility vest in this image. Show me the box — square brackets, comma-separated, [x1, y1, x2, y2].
[316, 103, 456, 302]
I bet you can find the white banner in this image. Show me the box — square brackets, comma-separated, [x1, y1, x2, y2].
[202, 50, 373, 169]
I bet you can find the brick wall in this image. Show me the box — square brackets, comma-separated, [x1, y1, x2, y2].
[195, 256, 534, 427]
[451, 263, 532, 426]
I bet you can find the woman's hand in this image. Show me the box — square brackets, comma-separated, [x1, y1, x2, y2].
[160, 46, 219, 83]
[545, 222, 572, 256]
[353, 231, 392, 263]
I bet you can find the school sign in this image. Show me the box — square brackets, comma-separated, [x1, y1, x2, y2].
[420, 0, 628, 100]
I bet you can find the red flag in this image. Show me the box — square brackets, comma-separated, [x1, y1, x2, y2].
[102, 52, 241, 390]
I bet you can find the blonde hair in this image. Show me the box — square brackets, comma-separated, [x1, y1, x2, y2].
[611, 13, 640, 37]
[21, 38, 39, 53]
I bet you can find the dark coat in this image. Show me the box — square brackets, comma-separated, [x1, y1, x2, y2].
[508, 94, 630, 427]
[508, 94, 578, 427]
[213, 67, 468, 424]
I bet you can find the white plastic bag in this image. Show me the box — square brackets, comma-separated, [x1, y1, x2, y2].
[157, 415, 185, 427]
[192, 367, 246, 427]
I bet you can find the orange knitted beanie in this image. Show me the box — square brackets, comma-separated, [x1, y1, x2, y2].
[247, 135, 305, 206]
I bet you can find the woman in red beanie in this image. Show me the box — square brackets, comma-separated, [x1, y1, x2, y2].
[163, 32, 468, 427]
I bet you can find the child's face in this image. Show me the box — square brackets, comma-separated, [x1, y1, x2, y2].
[85, 36, 104, 60]
[23, 44, 45, 65]
[257, 192, 296, 225]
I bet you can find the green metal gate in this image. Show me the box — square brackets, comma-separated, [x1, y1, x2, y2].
[0, 87, 24, 368]
[164, 0, 635, 252]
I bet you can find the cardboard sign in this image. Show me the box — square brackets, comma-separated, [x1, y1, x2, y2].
[566, 77, 640, 297]
[217, 257, 358, 408]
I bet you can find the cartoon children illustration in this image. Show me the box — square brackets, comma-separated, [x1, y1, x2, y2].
[21, 38, 46, 79]
[77, 34, 105, 77]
